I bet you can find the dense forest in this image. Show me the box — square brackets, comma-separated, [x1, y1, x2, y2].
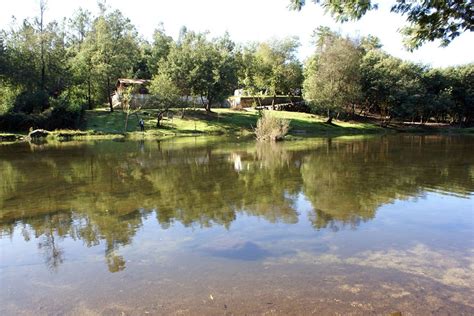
[0, 1, 472, 132]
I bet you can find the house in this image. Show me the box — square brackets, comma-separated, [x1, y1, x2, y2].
[113, 78, 151, 108]
[116, 78, 151, 95]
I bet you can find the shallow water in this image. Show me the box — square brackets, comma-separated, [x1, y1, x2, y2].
[0, 135, 473, 315]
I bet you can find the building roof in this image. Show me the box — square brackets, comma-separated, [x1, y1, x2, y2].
[117, 78, 151, 85]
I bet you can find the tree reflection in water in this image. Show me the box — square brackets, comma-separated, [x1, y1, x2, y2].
[0, 135, 472, 271]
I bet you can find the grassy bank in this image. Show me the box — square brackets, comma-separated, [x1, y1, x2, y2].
[2, 108, 473, 142]
[83, 108, 384, 138]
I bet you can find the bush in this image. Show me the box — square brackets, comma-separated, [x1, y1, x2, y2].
[0, 84, 21, 115]
[255, 111, 290, 141]
[47, 96, 83, 130]
[12, 90, 49, 113]
[0, 112, 44, 131]
[0, 96, 83, 132]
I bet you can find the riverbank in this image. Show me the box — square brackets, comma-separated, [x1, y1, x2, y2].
[1, 108, 473, 143]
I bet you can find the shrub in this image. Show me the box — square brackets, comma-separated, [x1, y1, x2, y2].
[254, 111, 290, 141]
[0, 84, 21, 115]
[0, 96, 83, 132]
[12, 90, 49, 113]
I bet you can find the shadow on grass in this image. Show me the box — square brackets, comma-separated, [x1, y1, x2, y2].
[85, 109, 382, 136]
[183, 110, 375, 135]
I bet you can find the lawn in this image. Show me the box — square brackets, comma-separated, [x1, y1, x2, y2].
[83, 107, 384, 138]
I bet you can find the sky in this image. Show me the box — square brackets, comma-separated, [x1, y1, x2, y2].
[1, 0, 473, 68]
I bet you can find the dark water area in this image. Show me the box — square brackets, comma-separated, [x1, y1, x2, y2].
[0, 135, 473, 315]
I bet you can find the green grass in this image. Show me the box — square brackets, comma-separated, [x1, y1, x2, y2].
[2, 108, 472, 143]
[82, 108, 384, 138]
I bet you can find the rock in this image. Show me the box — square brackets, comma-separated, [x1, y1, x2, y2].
[28, 129, 50, 139]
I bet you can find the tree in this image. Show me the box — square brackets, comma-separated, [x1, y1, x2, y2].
[289, 0, 474, 49]
[68, 11, 96, 109]
[197, 33, 239, 111]
[157, 31, 195, 107]
[67, 8, 92, 46]
[444, 64, 474, 124]
[237, 38, 303, 108]
[2, 8, 69, 113]
[36, 0, 47, 90]
[149, 73, 181, 127]
[254, 37, 302, 106]
[159, 31, 238, 112]
[304, 35, 362, 123]
[360, 47, 432, 125]
[146, 23, 173, 77]
[118, 86, 141, 133]
[87, 7, 140, 111]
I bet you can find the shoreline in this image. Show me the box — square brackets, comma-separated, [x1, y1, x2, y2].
[1, 108, 473, 144]
[1, 127, 472, 145]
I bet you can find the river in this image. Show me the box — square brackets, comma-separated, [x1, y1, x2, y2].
[1, 135, 473, 315]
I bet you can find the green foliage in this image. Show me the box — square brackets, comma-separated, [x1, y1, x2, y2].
[13, 90, 50, 113]
[0, 2, 472, 133]
[239, 37, 303, 98]
[290, 0, 473, 49]
[158, 31, 239, 111]
[88, 9, 140, 110]
[393, 0, 473, 50]
[360, 50, 426, 122]
[303, 27, 473, 125]
[304, 34, 361, 122]
[145, 24, 173, 77]
[117, 86, 142, 132]
[149, 73, 181, 109]
[0, 95, 83, 132]
[0, 84, 21, 114]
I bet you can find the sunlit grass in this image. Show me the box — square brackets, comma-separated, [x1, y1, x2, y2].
[83, 107, 384, 137]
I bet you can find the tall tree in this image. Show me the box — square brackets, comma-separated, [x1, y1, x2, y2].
[146, 23, 173, 77]
[244, 37, 303, 106]
[36, 0, 47, 90]
[194, 33, 239, 111]
[159, 31, 239, 112]
[304, 35, 362, 123]
[68, 8, 95, 109]
[87, 7, 140, 111]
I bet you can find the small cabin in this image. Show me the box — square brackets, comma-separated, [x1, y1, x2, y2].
[116, 78, 151, 95]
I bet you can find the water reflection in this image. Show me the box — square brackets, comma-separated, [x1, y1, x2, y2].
[0, 135, 473, 272]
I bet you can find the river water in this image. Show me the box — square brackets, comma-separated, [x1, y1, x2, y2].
[0, 135, 473, 315]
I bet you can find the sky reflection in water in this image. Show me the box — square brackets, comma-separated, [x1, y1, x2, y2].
[0, 135, 473, 314]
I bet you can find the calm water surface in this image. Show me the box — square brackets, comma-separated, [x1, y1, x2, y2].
[0, 135, 473, 315]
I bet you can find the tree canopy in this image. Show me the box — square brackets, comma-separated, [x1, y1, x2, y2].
[289, 0, 474, 49]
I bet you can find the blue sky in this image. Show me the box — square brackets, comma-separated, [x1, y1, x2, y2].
[1, 0, 473, 67]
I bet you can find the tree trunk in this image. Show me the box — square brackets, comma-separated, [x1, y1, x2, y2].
[87, 78, 92, 110]
[205, 96, 212, 112]
[326, 109, 333, 124]
[39, 0, 46, 91]
[156, 110, 165, 127]
[124, 112, 129, 133]
[107, 77, 113, 112]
